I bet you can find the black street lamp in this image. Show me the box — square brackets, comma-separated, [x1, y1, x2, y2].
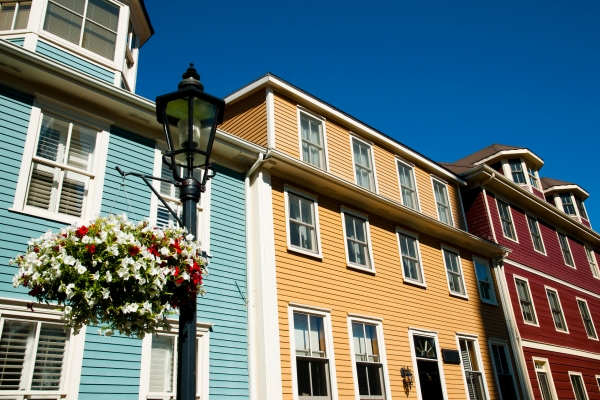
[156, 64, 225, 400]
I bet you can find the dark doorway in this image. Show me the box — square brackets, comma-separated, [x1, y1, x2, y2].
[416, 359, 444, 400]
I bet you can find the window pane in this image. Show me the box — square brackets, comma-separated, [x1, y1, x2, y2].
[294, 313, 310, 356]
[357, 363, 384, 396]
[44, 2, 83, 45]
[547, 291, 566, 330]
[413, 336, 437, 359]
[82, 20, 117, 59]
[570, 375, 587, 400]
[13, 2, 30, 29]
[26, 163, 56, 211]
[475, 262, 492, 300]
[31, 324, 68, 390]
[0, 3, 16, 30]
[36, 116, 69, 162]
[537, 372, 554, 400]
[149, 335, 175, 393]
[509, 159, 526, 184]
[0, 320, 35, 390]
[86, 0, 119, 31]
[309, 315, 326, 357]
[52, 0, 85, 14]
[58, 171, 88, 217]
[576, 197, 588, 219]
[66, 124, 96, 171]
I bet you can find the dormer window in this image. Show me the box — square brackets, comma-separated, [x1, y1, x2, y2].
[0, 1, 30, 30]
[43, 0, 120, 60]
[527, 167, 539, 189]
[508, 159, 526, 184]
[560, 193, 576, 215]
[575, 197, 588, 220]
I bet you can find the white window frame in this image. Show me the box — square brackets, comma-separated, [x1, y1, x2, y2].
[37, 0, 129, 68]
[532, 357, 559, 400]
[496, 199, 518, 243]
[455, 333, 491, 400]
[526, 215, 546, 255]
[350, 135, 378, 193]
[408, 328, 448, 400]
[575, 297, 598, 341]
[487, 339, 521, 400]
[341, 207, 375, 274]
[396, 228, 426, 287]
[283, 185, 323, 258]
[569, 371, 589, 400]
[347, 315, 392, 400]
[595, 375, 600, 392]
[0, 300, 86, 399]
[288, 304, 339, 400]
[545, 286, 569, 333]
[559, 192, 577, 216]
[513, 275, 539, 327]
[584, 247, 599, 280]
[441, 245, 468, 299]
[395, 158, 420, 211]
[503, 158, 527, 185]
[527, 166, 540, 190]
[138, 320, 211, 400]
[11, 96, 110, 225]
[575, 196, 589, 221]
[0, 1, 31, 31]
[472, 257, 497, 305]
[431, 176, 454, 226]
[297, 108, 329, 171]
[556, 231, 576, 268]
[149, 145, 211, 255]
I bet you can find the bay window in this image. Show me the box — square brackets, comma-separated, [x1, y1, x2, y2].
[528, 167, 539, 189]
[560, 193, 576, 215]
[0, 1, 30, 30]
[575, 196, 588, 220]
[508, 159, 526, 184]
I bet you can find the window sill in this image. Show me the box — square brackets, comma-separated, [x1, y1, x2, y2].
[403, 278, 427, 289]
[532, 248, 547, 256]
[554, 328, 570, 334]
[479, 298, 498, 306]
[523, 320, 540, 327]
[9, 207, 83, 226]
[502, 235, 519, 244]
[347, 264, 376, 275]
[287, 246, 323, 260]
[449, 291, 469, 300]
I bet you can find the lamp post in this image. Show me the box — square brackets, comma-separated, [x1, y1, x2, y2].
[155, 64, 225, 400]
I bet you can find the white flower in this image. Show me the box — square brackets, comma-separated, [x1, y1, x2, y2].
[99, 231, 108, 242]
[101, 287, 110, 299]
[160, 247, 170, 256]
[186, 233, 194, 241]
[142, 301, 152, 314]
[85, 290, 93, 299]
[64, 305, 72, 315]
[106, 271, 112, 282]
[76, 262, 87, 274]
[93, 271, 100, 280]
[122, 303, 139, 314]
[117, 266, 129, 279]
[62, 255, 76, 266]
[82, 235, 91, 244]
[12, 274, 19, 288]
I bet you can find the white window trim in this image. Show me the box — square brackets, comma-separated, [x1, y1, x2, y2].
[513, 275, 539, 327]
[532, 357, 559, 400]
[283, 184, 323, 259]
[455, 334, 492, 400]
[575, 297, 598, 341]
[441, 244, 468, 299]
[408, 328, 448, 400]
[472, 256, 497, 305]
[545, 286, 569, 334]
[138, 320, 211, 400]
[297, 108, 330, 172]
[596, 375, 600, 392]
[349, 134, 379, 194]
[487, 339, 521, 400]
[396, 228, 426, 287]
[10, 97, 110, 225]
[394, 158, 420, 211]
[495, 198, 519, 243]
[341, 206, 375, 274]
[430, 176, 455, 227]
[288, 304, 339, 400]
[0, 299, 86, 399]
[568, 371, 590, 400]
[525, 214, 547, 256]
[556, 231, 576, 269]
[584, 247, 600, 280]
[347, 316, 392, 400]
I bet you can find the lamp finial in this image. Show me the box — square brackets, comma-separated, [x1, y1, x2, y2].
[179, 63, 204, 91]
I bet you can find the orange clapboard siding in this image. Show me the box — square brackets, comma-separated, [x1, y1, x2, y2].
[273, 92, 300, 158]
[373, 144, 400, 201]
[272, 175, 519, 400]
[220, 91, 267, 146]
[325, 119, 354, 182]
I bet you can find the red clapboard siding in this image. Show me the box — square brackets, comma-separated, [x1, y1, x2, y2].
[532, 187, 545, 200]
[505, 264, 600, 354]
[461, 187, 494, 241]
[486, 191, 600, 293]
[582, 218, 591, 228]
[522, 347, 600, 400]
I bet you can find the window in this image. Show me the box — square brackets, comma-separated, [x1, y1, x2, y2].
[396, 160, 418, 210]
[299, 112, 326, 169]
[570, 373, 589, 400]
[576, 299, 597, 339]
[0, 318, 69, 394]
[0, 1, 30, 30]
[410, 331, 446, 400]
[526, 216, 545, 254]
[43, 0, 121, 60]
[575, 197, 588, 220]
[489, 342, 519, 400]
[139, 323, 210, 400]
[352, 137, 375, 191]
[432, 178, 453, 226]
[291, 310, 334, 399]
[459, 338, 488, 400]
[557, 232, 574, 267]
[350, 321, 388, 399]
[534, 359, 557, 400]
[397, 230, 425, 285]
[585, 248, 600, 279]
[546, 288, 568, 332]
[342, 208, 374, 271]
[508, 159, 526, 184]
[473, 258, 496, 304]
[285, 187, 322, 257]
[560, 194, 576, 215]
[528, 167, 539, 189]
[497, 200, 517, 241]
[442, 247, 467, 297]
[514, 277, 537, 325]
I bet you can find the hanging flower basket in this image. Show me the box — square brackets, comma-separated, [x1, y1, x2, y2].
[10, 214, 208, 338]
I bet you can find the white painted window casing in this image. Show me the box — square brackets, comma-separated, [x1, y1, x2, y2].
[300, 112, 326, 170]
[284, 186, 322, 258]
[497, 200, 517, 241]
[575, 197, 588, 220]
[576, 299, 597, 340]
[569, 373, 589, 400]
[342, 208, 374, 272]
[560, 193, 577, 216]
[546, 288, 568, 332]
[526, 216, 545, 254]
[442, 247, 467, 297]
[585, 247, 600, 279]
[352, 138, 375, 192]
[557, 232, 575, 267]
[473, 258, 496, 304]
[527, 167, 539, 189]
[459, 338, 489, 400]
[397, 230, 425, 285]
[396, 160, 418, 210]
[515, 277, 537, 325]
[351, 322, 386, 399]
[508, 159, 526, 184]
[432, 179, 453, 226]
[489, 342, 520, 400]
[0, 1, 30, 30]
[534, 359, 557, 400]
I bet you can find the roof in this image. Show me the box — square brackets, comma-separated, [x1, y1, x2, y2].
[540, 177, 575, 191]
[450, 144, 522, 166]
[540, 177, 588, 200]
[439, 162, 477, 174]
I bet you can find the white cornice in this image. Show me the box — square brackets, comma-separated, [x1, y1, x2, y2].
[473, 149, 544, 169]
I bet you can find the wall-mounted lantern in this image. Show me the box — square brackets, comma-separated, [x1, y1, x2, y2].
[401, 366, 414, 390]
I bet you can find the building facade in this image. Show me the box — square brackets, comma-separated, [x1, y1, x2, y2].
[444, 145, 600, 400]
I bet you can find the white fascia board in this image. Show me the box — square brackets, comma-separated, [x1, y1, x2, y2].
[215, 129, 267, 154]
[473, 149, 544, 169]
[224, 74, 466, 186]
[543, 185, 589, 199]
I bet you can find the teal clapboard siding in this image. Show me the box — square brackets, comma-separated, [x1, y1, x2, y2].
[6, 37, 24, 46]
[35, 40, 115, 83]
[200, 165, 249, 399]
[0, 84, 66, 300]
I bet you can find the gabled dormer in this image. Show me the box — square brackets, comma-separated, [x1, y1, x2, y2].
[0, 0, 153, 92]
[541, 178, 591, 227]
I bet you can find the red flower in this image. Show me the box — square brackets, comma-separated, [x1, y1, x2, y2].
[128, 246, 140, 256]
[192, 274, 202, 286]
[62, 233, 67, 238]
[75, 226, 89, 238]
[175, 277, 184, 285]
[86, 245, 96, 254]
[174, 267, 180, 277]
[148, 244, 160, 257]
[170, 240, 182, 254]
[28, 286, 41, 296]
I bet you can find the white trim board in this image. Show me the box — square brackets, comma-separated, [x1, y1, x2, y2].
[521, 339, 600, 360]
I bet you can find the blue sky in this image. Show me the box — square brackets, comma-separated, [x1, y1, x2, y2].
[136, 0, 600, 220]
